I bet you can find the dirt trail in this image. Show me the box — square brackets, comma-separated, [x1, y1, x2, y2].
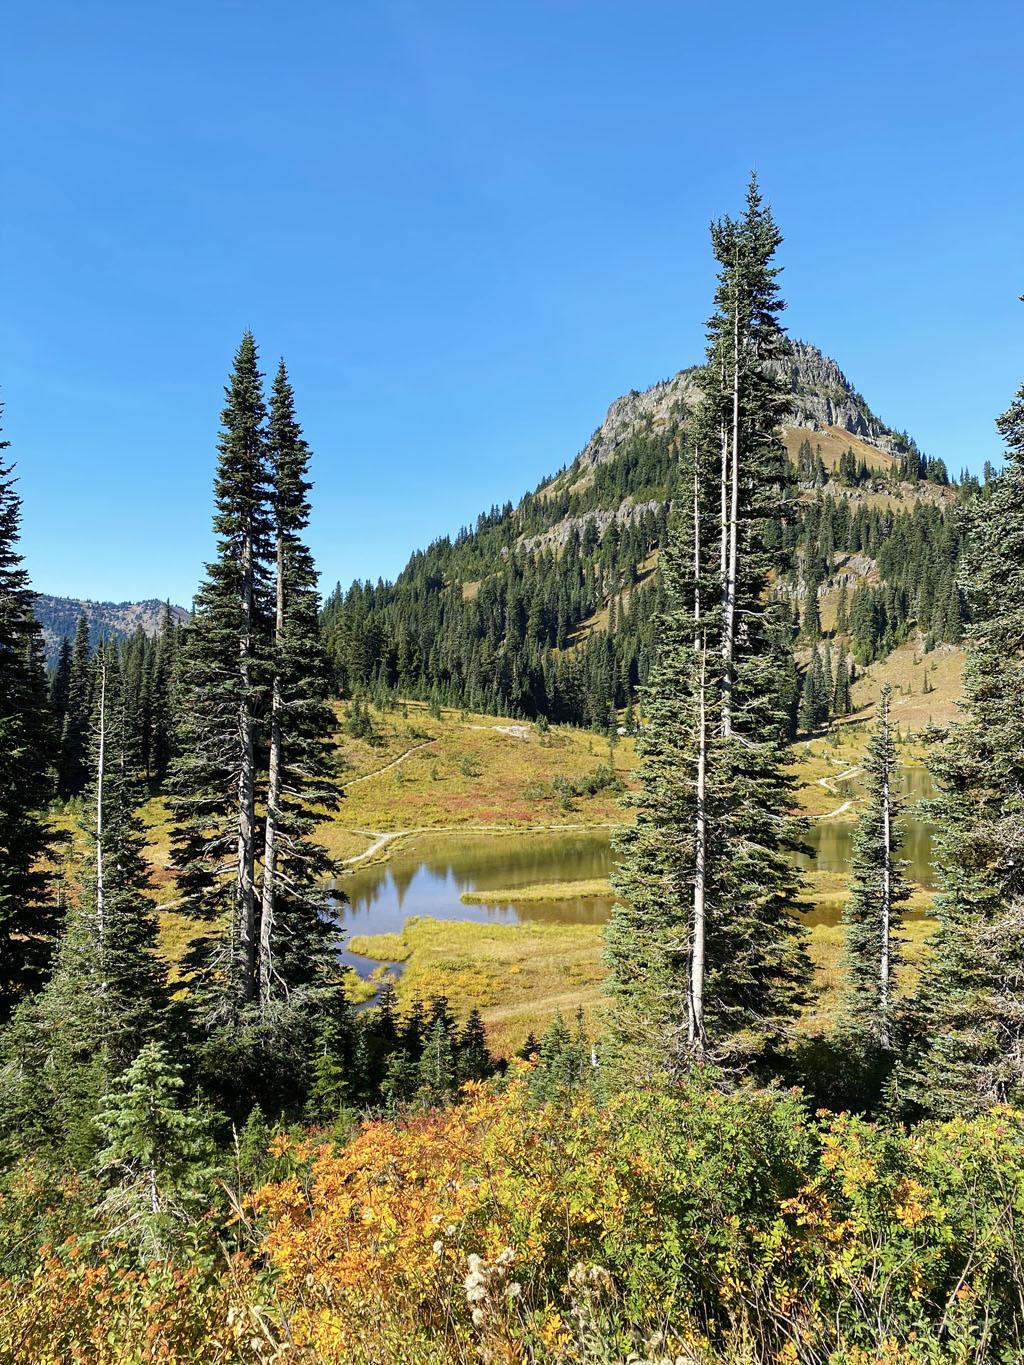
[340, 821, 621, 867]
[341, 740, 437, 789]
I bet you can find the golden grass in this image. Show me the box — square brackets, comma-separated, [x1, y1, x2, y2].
[322, 700, 635, 836]
[347, 932, 413, 963]
[460, 879, 612, 904]
[383, 915, 608, 1056]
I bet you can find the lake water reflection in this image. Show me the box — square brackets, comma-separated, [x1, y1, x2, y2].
[333, 768, 938, 979]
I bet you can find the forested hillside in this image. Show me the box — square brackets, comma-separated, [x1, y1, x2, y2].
[322, 340, 978, 730]
[32, 593, 188, 665]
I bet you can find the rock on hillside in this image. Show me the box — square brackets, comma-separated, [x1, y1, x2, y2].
[559, 340, 904, 489]
[33, 594, 189, 665]
[778, 341, 900, 452]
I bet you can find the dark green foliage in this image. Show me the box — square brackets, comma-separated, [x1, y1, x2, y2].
[2, 650, 170, 1163]
[528, 1009, 594, 1101]
[171, 337, 339, 1039]
[258, 361, 342, 1006]
[0, 436, 57, 1020]
[172, 331, 272, 1012]
[58, 615, 93, 797]
[798, 646, 829, 731]
[832, 647, 852, 715]
[802, 587, 822, 642]
[93, 1042, 221, 1258]
[901, 347, 1024, 1116]
[605, 178, 811, 1081]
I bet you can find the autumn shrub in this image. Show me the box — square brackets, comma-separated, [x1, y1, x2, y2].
[3, 1082, 1023, 1363]
[244, 1079, 1024, 1363]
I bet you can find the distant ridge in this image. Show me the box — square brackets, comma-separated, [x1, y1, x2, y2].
[32, 594, 189, 666]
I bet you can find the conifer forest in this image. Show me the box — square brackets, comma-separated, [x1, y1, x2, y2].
[4, 166, 1024, 1364]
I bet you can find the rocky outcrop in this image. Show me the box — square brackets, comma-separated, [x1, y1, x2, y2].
[770, 341, 900, 453]
[558, 341, 902, 490]
[518, 497, 664, 556]
[565, 369, 701, 483]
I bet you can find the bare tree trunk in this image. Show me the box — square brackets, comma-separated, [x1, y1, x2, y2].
[722, 299, 741, 737]
[237, 531, 257, 1002]
[879, 691, 893, 1049]
[259, 532, 286, 1011]
[689, 443, 708, 1051]
[691, 646, 709, 1052]
[95, 662, 106, 945]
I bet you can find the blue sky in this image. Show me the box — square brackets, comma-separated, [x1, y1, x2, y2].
[4, 0, 1023, 606]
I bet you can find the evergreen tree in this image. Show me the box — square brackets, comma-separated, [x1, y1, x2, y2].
[840, 686, 910, 1051]
[605, 177, 810, 1080]
[835, 578, 851, 636]
[802, 587, 822, 642]
[0, 434, 57, 1019]
[94, 1042, 221, 1258]
[258, 361, 341, 1010]
[798, 647, 828, 731]
[59, 614, 93, 797]
[901, 344, 1024, 1115]
[832, 648, 852, 716]
[457, 1007, 492, 1083]
[171, 332, 272, 1013]
[150, 603, 179, 783]
[417, 1018, 457, 1103]
[49, 635, 72, 728]
[306, 983, 357, 1121]
[4, 651, 169, 1159]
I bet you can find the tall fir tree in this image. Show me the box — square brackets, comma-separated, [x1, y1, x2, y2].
[832, 647, 852, 716]
[0, 427, 57, 1020]
[257, 361, 340, 1011]
[171, 332, 272, 1014]
[901, 338, 1024, 1115]
[150, 602, 179, 784]
[605, 177, 810, 1079]
[840, 684, 910, 1052]
[59, 614, 93, 797]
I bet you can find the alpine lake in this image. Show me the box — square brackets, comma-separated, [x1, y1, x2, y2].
[333, 766, 938, 988]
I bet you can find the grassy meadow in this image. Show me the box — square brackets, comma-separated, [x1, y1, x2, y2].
[124, 642, 962, 1053]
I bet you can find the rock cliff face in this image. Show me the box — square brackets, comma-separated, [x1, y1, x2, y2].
[562, 340, 901, 488]
[773, 341, 899, 452]
[569, 368, 701, 479]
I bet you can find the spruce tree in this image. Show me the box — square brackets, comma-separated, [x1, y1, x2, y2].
[798, 647, 828, 732]
[94, 1042, 220, 1258]
[840, 685, 910, 1052]
[803, 586, 822, 641]
[605, 177, 810, 1079]
[832, 648, 852, 716]
[901, 343, 1024, 1115]
[0, 432, 57, 1019]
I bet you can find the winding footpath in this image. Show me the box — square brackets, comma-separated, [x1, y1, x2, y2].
[813, 760, 862, 820]
[340, 739, 438, 788]
[340, 821, 621, 867]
